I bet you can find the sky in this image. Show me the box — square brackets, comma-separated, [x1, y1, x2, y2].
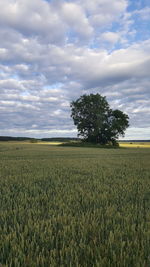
[0, 0, 150, 139]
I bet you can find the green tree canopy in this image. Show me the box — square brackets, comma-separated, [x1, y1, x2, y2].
[70, 94, 129, 145]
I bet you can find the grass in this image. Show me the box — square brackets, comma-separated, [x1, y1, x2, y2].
[59, 141, 119, 149]
[0, 142, 150, 266]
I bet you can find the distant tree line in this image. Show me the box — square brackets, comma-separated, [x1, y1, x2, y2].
[0, 136, 33, 141]
[0, 136, 80, 142]
[0, 136, 149, 143]
[41, 138, 79, 142]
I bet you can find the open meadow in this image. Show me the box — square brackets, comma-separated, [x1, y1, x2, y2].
[0, 142, 150, 266]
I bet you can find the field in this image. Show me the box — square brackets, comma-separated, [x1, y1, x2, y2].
[0, 142, 150, 266]
[119, 142, 150, 148]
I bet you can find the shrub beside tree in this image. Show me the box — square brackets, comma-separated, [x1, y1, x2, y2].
[71, 94, 129, 145]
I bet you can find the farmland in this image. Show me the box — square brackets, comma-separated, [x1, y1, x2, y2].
[0, 142, 150, 266]
[119, 142, 150, 148]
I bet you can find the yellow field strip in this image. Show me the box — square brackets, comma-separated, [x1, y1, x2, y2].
[1, 141, 150, 148]
[37, 142, 63, 145]
[0, 141, 63, 145]
[119, 143, 150, 148]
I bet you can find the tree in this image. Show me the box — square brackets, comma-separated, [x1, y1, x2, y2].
[70, 94, 129, 145]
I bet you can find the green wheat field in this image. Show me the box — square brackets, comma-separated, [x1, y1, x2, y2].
[0, 142, 150, 266]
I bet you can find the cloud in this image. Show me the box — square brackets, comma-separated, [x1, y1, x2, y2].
[60, 2, 93, 40]
[101, 32, 120, 44]
[0, 0, 66, 44]
[77, 0, 128, 26]
[0, 0, 150, 139]
[133, 7, 150, 20]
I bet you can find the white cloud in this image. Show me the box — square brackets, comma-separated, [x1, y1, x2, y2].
[0, 0, 66, 43]
[77, 0, 128, 26]
[101, 32, 120, 44]
[134, 7, 150, 20]
[60, 2, 93, 40]
[123, 127, 150, 140]
[0, 0, 149, 139]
